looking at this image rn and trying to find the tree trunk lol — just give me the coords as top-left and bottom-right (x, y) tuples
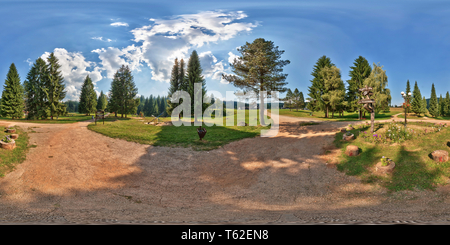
(260, 94), (265, 126)
(371, 111), (375, 133)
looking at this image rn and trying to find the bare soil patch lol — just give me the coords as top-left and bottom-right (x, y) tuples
(2, 116), (450, 224)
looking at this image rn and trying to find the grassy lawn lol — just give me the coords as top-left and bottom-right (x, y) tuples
(333, 121), (450, 191)
(397, 113), (450, 120)
(0, 126), (31, 177)
(88, 110), (273, 151)
(0, 113), (92, 124)
(274, 107), (403, 121)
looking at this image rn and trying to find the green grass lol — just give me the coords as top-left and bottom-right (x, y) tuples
(88, 110), (272, 151)
(274, 107), (403, 122)
(0, 126), (31, 177)
(397, 113), (450, 120)
(333, 121), (450, 192)
(0, 113), (92, 124)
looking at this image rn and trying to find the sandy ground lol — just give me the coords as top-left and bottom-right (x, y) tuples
(1, 113), (450, 224)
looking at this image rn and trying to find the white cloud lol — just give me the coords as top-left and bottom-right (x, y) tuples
(92, 37), (114, 42)
(125, 10), (258, 82)
(24, 58), (33, 66)
(199, 51), (227, 83)
(227, 51), (239, 65)
(111, 22), (129, 27)
(92, 44), (143, 79)
(40, 48), (103, 101)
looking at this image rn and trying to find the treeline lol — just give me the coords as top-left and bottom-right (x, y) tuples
(408, 80), (450, 118)
(136, 95), (168, 117)
(306, 55), (391, 119)
(0, 53), (66, 120)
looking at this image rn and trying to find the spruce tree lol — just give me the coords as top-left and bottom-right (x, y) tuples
(108, 65), (138, 118)
(421, 96), (428, 116)
(445, 92), (450, 117)
(439, 94), (445, 116)
(346, 56), (372, 118)
(24, 58), (48, 119)
(429, 83), (439, 117)
(186, 50), (207, 122)
(285, 88), (293, 110)
(411, 81), (422, 116)
(79, 75), (97, 115)
(0, 63), (24, 119)
(46, 52), (66, 119)
(307, 55), (334, 118)
(167, 58), (181, 116)
(405, 80), (411, 113)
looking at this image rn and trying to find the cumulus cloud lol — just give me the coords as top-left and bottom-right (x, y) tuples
(92, 44), (144, 79)
(227, 51), (239, 65)
(111, 22), (129, 27)
(40, 48), (103, 101)
(199, 51), (227, 82)
(124, 10), (257, 82)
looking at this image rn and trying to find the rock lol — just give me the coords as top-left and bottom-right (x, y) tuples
(431, 150), (448, 163)
(237, 121), (247, 126)
(10, 134), (18, 139)
(345, 145), (359, 156)
(6, 129), (15, 133)
(340, 128), (347, 133)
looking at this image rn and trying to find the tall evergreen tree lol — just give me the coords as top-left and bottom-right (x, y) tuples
(405, 80), (411, 113)
(0, 63), (24, 119)
(292, 88), (303, 111)
(421, 96), (428, 116)
(78, 75), (97, 115)
(284, 88), (293, 110)
(45, 52), (66, 119)
(179, 59), (187, 91)
(411, 81), (423, 116)
(444, 91), (450, 117)
(108, 65), (138, 118)
(96, 90), (108, 111)
(24, 58), (49, 119)
(222, 38), (290, 125)
(346, 56), (372, 119)
(167, 58), (181, 116)
(307, 55), (334, 118)
(186, 50), (207, 122)
(429, 83), (439, 117)
(439, 94), (445, 116)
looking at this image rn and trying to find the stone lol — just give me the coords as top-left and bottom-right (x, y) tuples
(237, 121), (247, 126)
(10, 134), (18, 139)
(6, 128), (15, 133)
(431, 150), (448, 163)
(340, 128), (347, 133)
(345, 145), (359, 156)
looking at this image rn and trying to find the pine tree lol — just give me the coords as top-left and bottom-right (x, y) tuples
(292, 88), (303, 111)
(346, 56), (372, 118)
(45, 52), (66, 119)
(78, 75), (97, 115)
(0, 63), (24, 119)
(307, 55), (334, 118)
(186, 50), (207, 122)
(429, 83), (439, 117)
(222, 38), (289, 125)
(411, 81), (423, 116)
(96, 90), (108, 111)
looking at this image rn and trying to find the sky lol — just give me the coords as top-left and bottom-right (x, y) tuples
(1, 0), (450, 106)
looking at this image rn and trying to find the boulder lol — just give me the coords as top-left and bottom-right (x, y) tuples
(10, 134), (18, 139)
(345, 145), (359, 156)
(343, 133), (354, 141)
(237, 121), (247, 126)
(431, 150), (448, 163)
(340, 128), (347, 133)
(0, 139), (16, 150)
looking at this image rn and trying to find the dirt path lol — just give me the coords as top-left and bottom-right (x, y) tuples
(2, 115), (450, 224)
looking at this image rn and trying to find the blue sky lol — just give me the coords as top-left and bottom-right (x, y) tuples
(1, 0), (450, 106)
